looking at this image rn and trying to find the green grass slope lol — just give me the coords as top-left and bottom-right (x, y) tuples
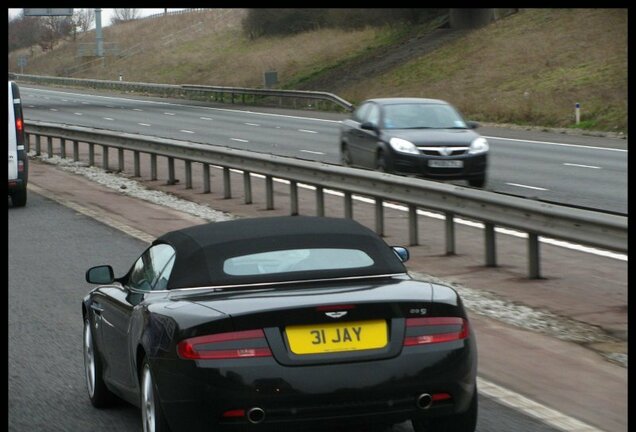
(8, 8), (626, 133)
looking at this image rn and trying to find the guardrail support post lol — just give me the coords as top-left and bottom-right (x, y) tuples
(202, 164), (211, 193)
(118, 149), (125, 172)
(73, 141), (79, 162)
(167, 158), (176, 185)
(375, 198), (384, 236)
(133, 151), (140, 177)
(344, 192), (353, 219)
(528, 233), (541, 279)
(47, 136), (53, 158)
(243, 171), (252, 204)
(485, 222), (497, 267)
(290, 181), (299, 215)
(223, 167), (231, 198)
(445, 212), (456, 255)
(185, 160), (192, 189)
(408, 204), (418, 246)
(60, 139), (66, 159)
(150, 154), (157, 180)
(88, 143), (94, 166)
(266, 175), (274, 210)
(102, 145), (109, 170)
(316, 186), (325, 216)
(35, 135), (41, 156)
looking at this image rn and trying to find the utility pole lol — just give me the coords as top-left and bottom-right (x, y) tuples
(95, 8), (104, 57)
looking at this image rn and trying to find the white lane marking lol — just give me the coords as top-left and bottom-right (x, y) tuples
(103, 117), (114, 121)
(180, 130), (195, 134)
(138, 123), (151, 127)
(164, 112), (176, 116)
(231, 138), (249, 143)
(484, 136), (628, 153)
(105, 105), (115, 108)
(300, 150), (325, 155)
(477, 378), (606, 432)
(49, 108), (58, 112)
(298, 129), (318, 134)
(133, 108), (143, 112)
(74, 112), (83, 116)
(563, 163), (602, 169)
(61, 99), (68, 102)
(82, 101), (90, 105)
(506, 183), (549, 191)
(200, 117), (213, 120)
(28, 105), (35, 108)
(245, 122), (260, 126)
(33, 183), (609, 432)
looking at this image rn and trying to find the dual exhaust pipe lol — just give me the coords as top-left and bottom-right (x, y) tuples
(247, 407), (266, 424)
(416, 393), (433, 410)
(245, 394), (433, 423)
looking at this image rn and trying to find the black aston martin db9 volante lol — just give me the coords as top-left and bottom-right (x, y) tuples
(82, 216), (477, 432)
(340, 98), (489, 187)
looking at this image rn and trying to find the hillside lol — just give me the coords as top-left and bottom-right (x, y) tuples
(8, 8), (627, 133)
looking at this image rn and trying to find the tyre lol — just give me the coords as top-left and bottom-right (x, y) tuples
(376, 152), (390, 173)
(341, 144), (353, 167)
(11, 189), (27, 207)
(412, 389), (477, 432)
(141, 358), (172, 432)
(83, 319), (115, 407)
(468, 175), (486, 188)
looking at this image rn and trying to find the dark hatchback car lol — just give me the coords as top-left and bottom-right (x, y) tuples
(340, 98), (489, 187)
(82, 216), (477, 432)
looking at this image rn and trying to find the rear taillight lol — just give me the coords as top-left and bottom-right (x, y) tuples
(404, 317), (469, 346)
(177, 329), (272, 360)
(18, 161), (24, 172)
(16, 117), (23, 133)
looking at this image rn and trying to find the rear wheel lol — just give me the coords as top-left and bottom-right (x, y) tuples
(341, 144), (353, 166)
(11, 189), (27, 207)
(141, 358), (171, 432)
(411, 389), (477, 432)
(83, 319), (115, 407)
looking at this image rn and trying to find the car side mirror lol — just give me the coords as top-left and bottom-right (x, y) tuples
(360, 121), (378, 133)
(86, 265), (115, 284)
(466, 121), (480, 129)
(392, 246), (409, 263)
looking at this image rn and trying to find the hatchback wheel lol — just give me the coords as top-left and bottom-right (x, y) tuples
(468, 175), (486, 188)
(83, 318), (114, 407)
(376, 152), (391, 173)
(141, 359), (171, 432)
(341, 144), (353, 166)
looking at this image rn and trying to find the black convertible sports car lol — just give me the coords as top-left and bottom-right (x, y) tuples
(82, 216), (477, 432)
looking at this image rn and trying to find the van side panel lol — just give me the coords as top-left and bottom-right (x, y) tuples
(8, 81), (18, 181)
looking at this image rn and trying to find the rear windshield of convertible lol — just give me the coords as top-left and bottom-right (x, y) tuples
(223, 248), (374, 276)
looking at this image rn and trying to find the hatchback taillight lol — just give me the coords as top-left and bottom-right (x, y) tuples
(403, 317), (469, 346)
(177, 329), (272, 360)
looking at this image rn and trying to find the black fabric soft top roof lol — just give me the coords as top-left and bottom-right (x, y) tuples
(153, 216), (406, 289)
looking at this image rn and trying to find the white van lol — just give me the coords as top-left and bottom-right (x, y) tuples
(8, 81), (28, 207)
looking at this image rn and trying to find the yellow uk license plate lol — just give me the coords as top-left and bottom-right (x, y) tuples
(286, 320), (388, 355)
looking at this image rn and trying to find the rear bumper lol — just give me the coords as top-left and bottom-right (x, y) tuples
(8, 178), (26, 192)
(152, 339), (477, 431)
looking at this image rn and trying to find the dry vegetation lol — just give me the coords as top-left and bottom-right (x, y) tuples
(8, 8), (627, 132)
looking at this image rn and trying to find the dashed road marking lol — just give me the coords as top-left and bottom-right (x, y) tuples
(180, 130), (195, 134)
(505, 182), (549, 191)
(563, 163), (601, 169)
(298, 129), (318, 134)
(231, 138), (249, 143)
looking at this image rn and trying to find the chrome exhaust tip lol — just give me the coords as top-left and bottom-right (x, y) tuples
(247, 407), (266, 424)
(416, 393), (433, 410)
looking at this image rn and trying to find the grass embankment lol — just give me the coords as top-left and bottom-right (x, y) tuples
(8, 8), (627, 133)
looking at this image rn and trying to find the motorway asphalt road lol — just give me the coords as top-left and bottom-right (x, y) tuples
(8, 155), (626, 432)
(20, 85), (628, 214)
